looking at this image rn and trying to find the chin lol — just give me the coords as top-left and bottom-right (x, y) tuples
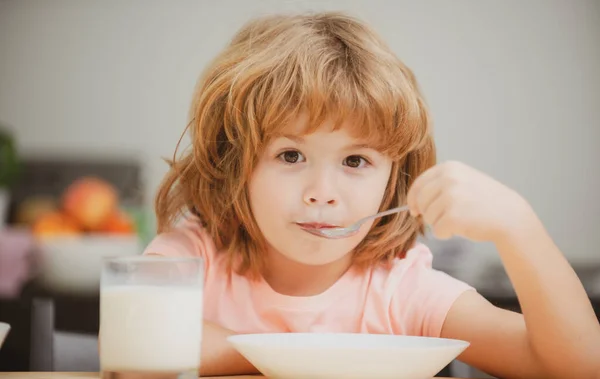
(282, 240), (357, 266)
(264, 227), (366, 265)
(284, 252), (349, 266)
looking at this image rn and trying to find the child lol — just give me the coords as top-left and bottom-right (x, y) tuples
(145, 11), (600, 378)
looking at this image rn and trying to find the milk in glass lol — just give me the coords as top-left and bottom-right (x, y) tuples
(99, 256), (204, 379)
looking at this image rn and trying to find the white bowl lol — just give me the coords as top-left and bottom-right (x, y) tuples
(0, 322), (10, 349)
(228, 333), (469, 379)
(35, 235), (142, 295)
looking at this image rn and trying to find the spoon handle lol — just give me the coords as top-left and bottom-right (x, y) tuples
(359, 205), (410, 223)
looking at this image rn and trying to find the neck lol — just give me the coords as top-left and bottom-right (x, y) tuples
(261, 248), (353, 297)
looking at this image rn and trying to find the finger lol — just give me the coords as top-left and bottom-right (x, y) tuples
(414, 178), (444, 217)
(407, 165), (443, 215)
(420, 191), (447, 227)
(431, 212), (455, 240)
(431, 203), (467, 240)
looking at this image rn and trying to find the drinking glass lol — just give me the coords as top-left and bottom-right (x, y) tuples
(99, 256), (204, 379)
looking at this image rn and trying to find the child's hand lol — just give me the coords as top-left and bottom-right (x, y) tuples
(407, 161), (536, 243)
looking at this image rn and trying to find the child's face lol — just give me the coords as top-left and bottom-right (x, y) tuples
(249, 116), (392, 267)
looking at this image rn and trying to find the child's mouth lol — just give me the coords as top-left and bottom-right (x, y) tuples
(296, 222), (339, 230)
(297, 222), (341, 238)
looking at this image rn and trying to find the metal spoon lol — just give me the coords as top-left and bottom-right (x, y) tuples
(306, 205), (411, 239)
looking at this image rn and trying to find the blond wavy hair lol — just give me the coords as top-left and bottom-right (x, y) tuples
(155, 11), (436, 277)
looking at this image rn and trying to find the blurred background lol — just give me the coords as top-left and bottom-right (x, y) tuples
(0, 0), (599, 377)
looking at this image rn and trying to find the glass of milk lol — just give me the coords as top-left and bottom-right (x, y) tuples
(99, 256), (204, 379)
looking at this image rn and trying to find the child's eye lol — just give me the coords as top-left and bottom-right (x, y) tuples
(344, 155), (369, 168)
(278, 150), (305, 164)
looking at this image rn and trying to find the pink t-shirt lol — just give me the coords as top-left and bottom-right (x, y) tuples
(143, 219), (474, 338)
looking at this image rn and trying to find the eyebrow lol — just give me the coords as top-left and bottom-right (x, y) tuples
(281, 134), (304, 143)
(280, 134), (375, 151)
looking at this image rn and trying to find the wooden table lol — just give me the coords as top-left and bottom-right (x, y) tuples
(0, 374), (464, 379)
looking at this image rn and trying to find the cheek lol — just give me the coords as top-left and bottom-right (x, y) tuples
(345, 173), (391, 216)
(249, 171), (270, 216)
(370, 165), (393, 207)
(249, 166), (295, 223)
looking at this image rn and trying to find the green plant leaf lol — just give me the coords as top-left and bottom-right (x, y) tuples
(0, 128), (21, 188)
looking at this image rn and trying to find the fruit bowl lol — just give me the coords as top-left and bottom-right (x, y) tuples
(34, 234), (142, 295)
(20, 175), (146, 295)
(228, 333), (469, 379)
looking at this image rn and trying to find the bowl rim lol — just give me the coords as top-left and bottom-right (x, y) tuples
(227, 332), (470, 351)
(37, 234), (141, 243)
(102, 256), (205, 264)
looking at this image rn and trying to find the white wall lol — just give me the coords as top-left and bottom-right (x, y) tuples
(1, 0), (599, 265)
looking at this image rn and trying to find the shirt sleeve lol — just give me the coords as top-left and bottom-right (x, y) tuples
(389, 243), (475, 338)
(142, 216), (216, 270)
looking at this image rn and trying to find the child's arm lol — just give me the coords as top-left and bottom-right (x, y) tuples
(408, 161), (600, 379)
(441, 224), (600, 378)
(199, 320), (260, 376)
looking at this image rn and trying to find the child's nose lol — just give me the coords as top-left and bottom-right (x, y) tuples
(303, 167), (340, 206)
(303, 179), (338, 206)
(305, 196), (336, 205)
